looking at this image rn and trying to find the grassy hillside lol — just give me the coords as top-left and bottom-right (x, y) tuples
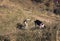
(0, 0), (60, 41)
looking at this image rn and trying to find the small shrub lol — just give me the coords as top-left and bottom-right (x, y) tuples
(53, 8), (60, 15)
(31, 0), (43, 3)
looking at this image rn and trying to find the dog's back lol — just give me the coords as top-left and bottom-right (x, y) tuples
(34, 20), (42, 26)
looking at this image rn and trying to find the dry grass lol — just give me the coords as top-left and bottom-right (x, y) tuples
(0, 0), (60, 41)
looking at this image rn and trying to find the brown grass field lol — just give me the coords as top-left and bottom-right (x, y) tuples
(0, 0), (60, 41)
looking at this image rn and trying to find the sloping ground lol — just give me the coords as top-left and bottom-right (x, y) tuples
(0, 0), (60, 41)
(0, 0), (59, 36)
